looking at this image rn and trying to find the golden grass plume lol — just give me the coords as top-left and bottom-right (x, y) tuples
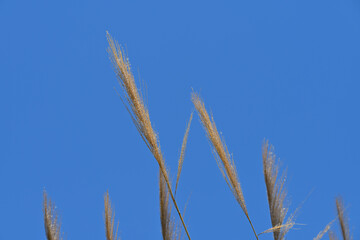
(106, 32), (190, 240)
(262, 140), (294, 240)
(43, 191), (63, 240)
(104, 191), (120, 240)
(191, 91), (258, 240)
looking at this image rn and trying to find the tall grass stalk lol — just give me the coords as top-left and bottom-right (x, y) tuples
(40, 33), (354, 240)
(106, 32), (191, 240)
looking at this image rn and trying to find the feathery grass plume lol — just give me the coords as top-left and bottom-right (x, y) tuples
(104, 192), (120, 240)
(191, 92), (258, 240)
(262, 140), (294, 240)
(336, 197), (352, 240)
(313, 219), (336, 240)
(106, 32), (190, 240)
(175, 112), (193, 194)
(43, 191), (62, 240)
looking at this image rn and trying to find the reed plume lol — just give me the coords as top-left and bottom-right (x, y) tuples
(175, 112), (193, 194)
(191, 92), (258, 240)
(104, 192), (120, 240)
(106, 32), (190, 240)
(262, 140), (294, 240)
(43, 191), (63, 240)
(336, 197), (352, 240)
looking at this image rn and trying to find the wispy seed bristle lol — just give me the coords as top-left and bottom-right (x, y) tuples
(313, 219), (336, 240)
(175, 112), (193, 194)
(43, 191), (63, 240)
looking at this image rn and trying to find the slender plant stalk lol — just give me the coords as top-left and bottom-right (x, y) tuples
(160, 170), (173, 240)
(43, 191), (63, 240)
(191, 92), (258, 240)
(262, 140), (294, 240)
(336, 197), (352, 240)
(175, 112), (193, 194)
(106, 32), (190, 240)
(160, 170), (181, 240)
(104, 191), (120, 240)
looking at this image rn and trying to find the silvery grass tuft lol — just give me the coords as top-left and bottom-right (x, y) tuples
(40, 32), (354, 240)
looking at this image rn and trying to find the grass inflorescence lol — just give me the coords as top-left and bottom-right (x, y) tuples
(41, 33), (354, 240)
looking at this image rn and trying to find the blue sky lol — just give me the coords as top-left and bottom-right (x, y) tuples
(1, 0), (360, 239)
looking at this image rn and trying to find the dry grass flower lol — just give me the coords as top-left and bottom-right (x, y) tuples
(106, 32), (190, 240)
(262, 140), (294, 240)
(43, 191), (63, 240)
(104, 192), (120, 240)
(191, 91), (258, 240)
(34, 31), (355, 240)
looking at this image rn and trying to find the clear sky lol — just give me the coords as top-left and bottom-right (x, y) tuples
(1, 0), (360, 239)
